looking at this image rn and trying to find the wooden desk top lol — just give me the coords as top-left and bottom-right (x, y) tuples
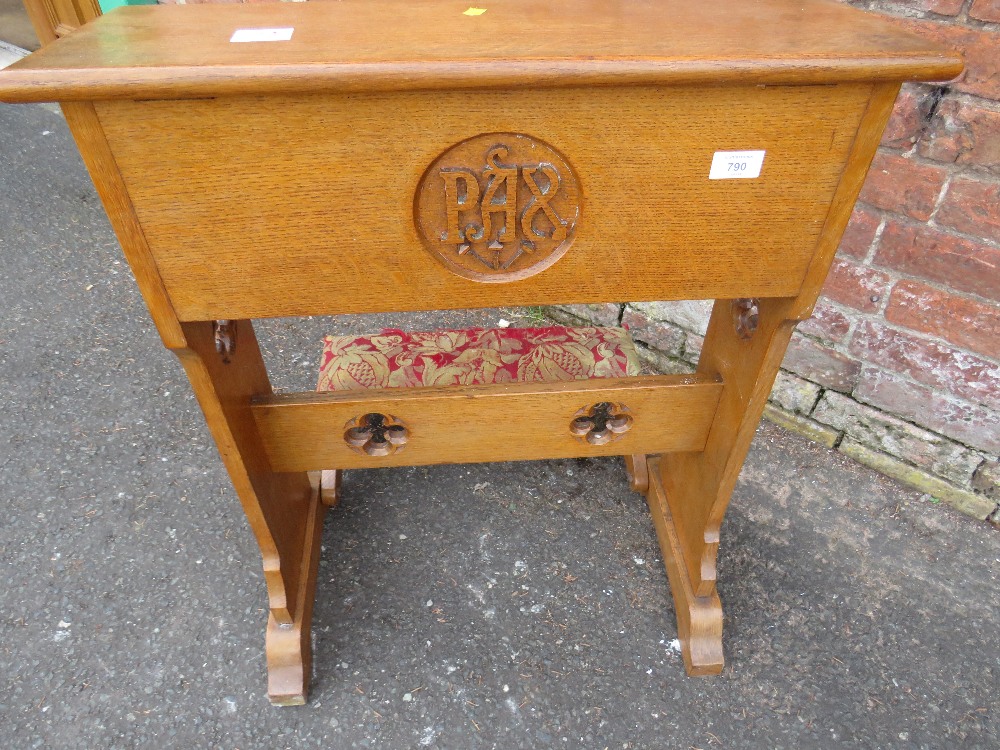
(0, 0), (961, 102)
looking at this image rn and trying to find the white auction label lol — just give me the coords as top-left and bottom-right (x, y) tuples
(230, 28), (295, 43)
(709, 150), (766, 180)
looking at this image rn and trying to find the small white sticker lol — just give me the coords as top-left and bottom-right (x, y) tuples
(709, 150), (766, 180)
(230, 28), (295, 43)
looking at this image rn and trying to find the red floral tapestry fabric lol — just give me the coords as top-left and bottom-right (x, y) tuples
(317, 326), (641, 391)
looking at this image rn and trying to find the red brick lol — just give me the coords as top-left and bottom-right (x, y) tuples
(849, 320), (1000, 408)
(970, 0), (1000, 23)
(875, 220), (1000, 300)
(855, 366), (1000, 454)
(881, 85), (935, 149)
(821, 258), (892, 312)
(919, 97), (1000, 173)
(885, 280), (1000, 359)
(782, 333), (862, 392)
(838, 206), (881, 260)
(858, 152), (947, 221)
(935, 177), (1000, 241)
(800, 300), (853, 343)
(886, 17), (1000, 100)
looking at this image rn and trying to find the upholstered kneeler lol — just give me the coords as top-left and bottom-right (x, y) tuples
(316, 325), (643, 456)
(317, 326), (642, 392)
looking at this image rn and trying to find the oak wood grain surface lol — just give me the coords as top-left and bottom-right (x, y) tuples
(0, 0), (962, 102)
(252, 374), (723, 472)
(96, 84), (868, 320)
(59, 101), (186, 348)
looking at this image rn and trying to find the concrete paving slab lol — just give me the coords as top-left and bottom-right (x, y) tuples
(1, 100), (998, 749)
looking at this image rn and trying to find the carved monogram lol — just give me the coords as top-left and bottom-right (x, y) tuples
(416, 133), (580, 282)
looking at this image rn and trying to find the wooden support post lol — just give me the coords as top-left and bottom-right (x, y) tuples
(646, 83), (903, 673)
(649, 297), (799, 673)
(624, 454), (649, 494)
(645, 458), (723, 675)
(267, 472), (326, 705)
(659, 297), (800, 601)
(170, 320), (321, 704)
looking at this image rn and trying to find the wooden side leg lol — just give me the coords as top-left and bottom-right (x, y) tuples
(645, 458), (723, 675)
(267, 472), (327, 705)
(649, 298), (801, 675)
(320, 469), (342, 508)
(169, 320), (322, 704)
(659, 298), (799, 600)
(624, 454), (649, 494)
(644, 85), (902, 675)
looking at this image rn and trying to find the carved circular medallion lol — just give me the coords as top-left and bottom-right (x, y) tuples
(415, 133), (581, 282)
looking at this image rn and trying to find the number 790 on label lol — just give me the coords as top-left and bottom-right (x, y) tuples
(709, 150), (766, 180)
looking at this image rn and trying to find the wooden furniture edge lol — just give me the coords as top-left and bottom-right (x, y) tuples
(58, 101), (186, 349)
(0, 55), (962, 103)
(791, 81), (904, 320)
(259, 373), (717, 406)
(21, 0), (102, 47)
(266, 471), (327, 706)
(645, 458), (724, 676)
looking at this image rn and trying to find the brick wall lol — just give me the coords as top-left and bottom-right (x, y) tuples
(556, 2), (1000, 523)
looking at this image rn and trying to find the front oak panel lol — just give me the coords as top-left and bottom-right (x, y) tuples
(97, 84), (871, 321)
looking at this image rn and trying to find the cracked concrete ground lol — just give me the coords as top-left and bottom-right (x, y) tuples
(1, 101), (998, 749)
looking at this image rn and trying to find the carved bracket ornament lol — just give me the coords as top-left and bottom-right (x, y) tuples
(415, 133), (581, 282)
(570, 402), (633, 445)
(344, 413), (409, 456)
(732, 298), (760, 340)
(213, 319), (236, 363)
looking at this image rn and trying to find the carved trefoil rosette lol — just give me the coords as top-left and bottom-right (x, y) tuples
(570, 402), (633, 445)
(415, 133), (581, 282)
(344, 413), (409, 456)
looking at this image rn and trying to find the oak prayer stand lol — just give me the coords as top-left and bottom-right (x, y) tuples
(0, 0), (961, 705)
